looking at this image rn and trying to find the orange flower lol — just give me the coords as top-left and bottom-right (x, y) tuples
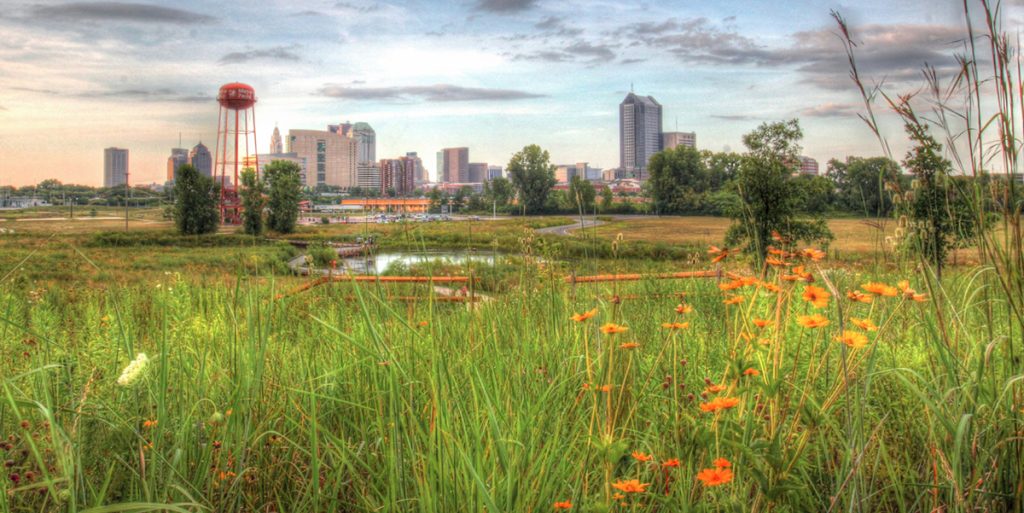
(661, 322), (689, 330)
(699, 396), (741, 413)
(796, 314), (830, 328)
(911, 293), (928, 302)
(675, 303), (693, 314)
(554, 501), (573, 510)
(765, 256), (787, 267)
(846, 290), (874, 303)
(723, 295), (745, 305)
(704, 384), (727, 393)
(718, 279), (743, 291)
(800, 248), (826, 261)
(712, 457), (732, 469)
(802, 285), (830, 308)
(142, 420), (158, 429)
(753, 318), (772, 328)
(835, 330), (869, 349)
(619, 342), (640, 350)
(611, 479), (650, 493)
(862, 282), (899, 297)
(571, 308), (598, 322)
(600, 323), (628, 335)
(708, 246), (737, 263)
(849, 317), (878, 331)
(897, 280), (911, 292)
(742, 368), (760, 377)
(612, 493), (625, 501)
(598, 384), (613, 393)
(761, 282), (781, 293)
(696, 468), (734, 487)
(662, 458), (680, 468)
(417, 320), (429, 327)
(632, 451), (653, 462)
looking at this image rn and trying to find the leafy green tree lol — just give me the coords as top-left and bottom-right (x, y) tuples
(726, 120), (833, 260)
(703, 151), (743, 190)
(567, 175), (596, 213)
(483, 177), (514, 208)
(600, 186), (614, 211)
(173, 164), (220, 235)
(265, 160), (302, 234)
(507, 144), (557, 214)
(902, 124), (955, 275)
(791, 174), (836, 214)
(827, 156), (901, 216)
(647, 145), (709, 214)
(240, 167), (265, 236)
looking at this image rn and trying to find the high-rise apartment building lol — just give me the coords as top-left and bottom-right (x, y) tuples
(357, 162), (381, 190)
(288, 129), (357, 188)
(620, 92), (663, 180)
(103, 147), (129, 188)
(405, 152), (426, 184)
(166, 148), (188, 183)
(438, 147), (469, 183)
(189, 142), (212, 178)
(269, 126), (283, 154)
(799, 156), (819, 175)
(381, 158), (416, 195)
(662, 132), (696, 151)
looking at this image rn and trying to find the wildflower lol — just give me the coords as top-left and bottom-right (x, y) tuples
(911, 293), (928, 302)
(598, 384), (613, 393)
(417, 321), (429, 327)
(600, 323), (628, 335)
(862, 282), (899, 297)
(142, 420), (158, 429)
(718, 279), (743, 291)
(696, 467), (734, 487)
(708, 246), (737, 263)
(612, 493), (626, 501)
(742, 368), (760, 377)
(704, 384), (727, 394)
(846, 290), (874, 303)
(765, 256), (787, 267)
(661, 322), (689, 330)
(571, 308), (598, 323)
(632, 451), (653, 462)
(553, 501), (573, 510)
(619, 342), (640, 350)
(802, 285), (830, 308)
(783, 266), (814, 282)
(835, 330), (869, 349)
(675, 303), (693, 314)
(662, 458), (680, 468)
(699, 396), (740, 413)
(611, 479), (650, 493)
(796, 314), (830, 328)
(723, 295), (745, 305)
(116, 353), (150, 387)
(712, 458), (732, 468)
(897, 280), (911, 292)
(849, 318), (878, 331)
(800, 248), (826, 261)
(753, 318), (772, 328)
(761, 282), (781, 293)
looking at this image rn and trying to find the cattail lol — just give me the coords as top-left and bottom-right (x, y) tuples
(116, 353), (150, 387)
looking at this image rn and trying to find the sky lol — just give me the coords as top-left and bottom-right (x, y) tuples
(0, 0), (1006, 186)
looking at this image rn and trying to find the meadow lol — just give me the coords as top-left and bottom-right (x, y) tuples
(0, 215), (1021, 512)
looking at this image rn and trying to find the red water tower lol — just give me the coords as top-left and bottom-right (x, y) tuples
(214, 82), (258, 224)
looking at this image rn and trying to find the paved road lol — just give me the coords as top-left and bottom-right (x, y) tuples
(535, 218), (608, 236)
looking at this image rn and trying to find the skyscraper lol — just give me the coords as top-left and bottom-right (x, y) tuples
(269, 126), (283, 154)
(166, 148), (188, 183)
(488, 165), (503, 180)
(405, 152), (425, 184)
(351, 122), (376, 164)
(662, 132), (696, 151)
(439, 147), (469, 183)
(189, 142), (212, 178)
(104, 147), (129, 188)
(288, 129), (357, 188)
(382, 157), (416, 195)
(619, 92), (663, 180)
(468, 163), (488, 183)
(357, 162), (381, 190)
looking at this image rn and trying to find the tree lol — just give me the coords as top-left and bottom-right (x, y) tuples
(827, 156), (901, 217)
(240, 167), (265, 236)
(726, 119), (833, 260)
(647, 145), (708, 214)
(567, 175), (596, 213)
(600, 186), (614, 211)
(507, 144), (557, 214)
(483, 177), (514, 208)
(265, 160), (302, 234)
(902, 124), (954, 275)
(173, 164), (220, 235)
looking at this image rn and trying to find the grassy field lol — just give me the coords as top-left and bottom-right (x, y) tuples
(1, 214), (1021, 512)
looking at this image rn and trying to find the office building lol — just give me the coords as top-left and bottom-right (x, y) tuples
(242, 153), (308, 184)
(103, 147), (129, 188)
(189, 142), (212, 178)
(288, 128), (357, 188)
(468, 162), (488, 183)
(269, 126), (283, 154)
(488, 165), (503, 180)
(381, 157), (416, 195)
(166, 148), (188, 183)
(555, 162), (592, 183)
(799, 156), (819, 175)
(620, 92), (663, 180)
(357, 162), (381, 190)
(352, 122), (376, 164)
(662, 131), (696, 151)
(405, 152), (426, 184)
(438, 147), (469, 183)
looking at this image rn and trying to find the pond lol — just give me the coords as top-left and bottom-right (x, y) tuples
(339, 250), (512, 275)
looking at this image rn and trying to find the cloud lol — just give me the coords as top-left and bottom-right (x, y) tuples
(30, 2), (216, 24)
(564, 41), (615, 60)
(319, 83), (546, 102)
(620, 58), (646, 65)
(801, 102), (861, 117)
(711, 114), (759, 121)
(474, 0), (537, 13)
(533, 15), (582, 36)
(84, 88), (210, 103)
(514, 40), (616, 63)
(219, 46), (302, 64)
(334, 1), (380, 13)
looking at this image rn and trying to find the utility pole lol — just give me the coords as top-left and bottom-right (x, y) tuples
(124, 170), (130, 232)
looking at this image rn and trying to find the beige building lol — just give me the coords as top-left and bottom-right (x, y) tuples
(287, 129), (357, 188)
(662, 131), (696, 151)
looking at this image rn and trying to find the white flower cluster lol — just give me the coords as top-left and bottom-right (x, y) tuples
(116, 353), (150, 386)
(0, 227), (14, 235)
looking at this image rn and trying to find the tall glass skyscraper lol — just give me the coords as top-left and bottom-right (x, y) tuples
(189, 142), (213, 178)
(619, 92), (662, 180)
(104, 147), (129, 188)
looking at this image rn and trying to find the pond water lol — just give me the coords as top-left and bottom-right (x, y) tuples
(339, 250), (510, 275)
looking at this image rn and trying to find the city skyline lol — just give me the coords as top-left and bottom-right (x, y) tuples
(0, 0), (994, 186)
